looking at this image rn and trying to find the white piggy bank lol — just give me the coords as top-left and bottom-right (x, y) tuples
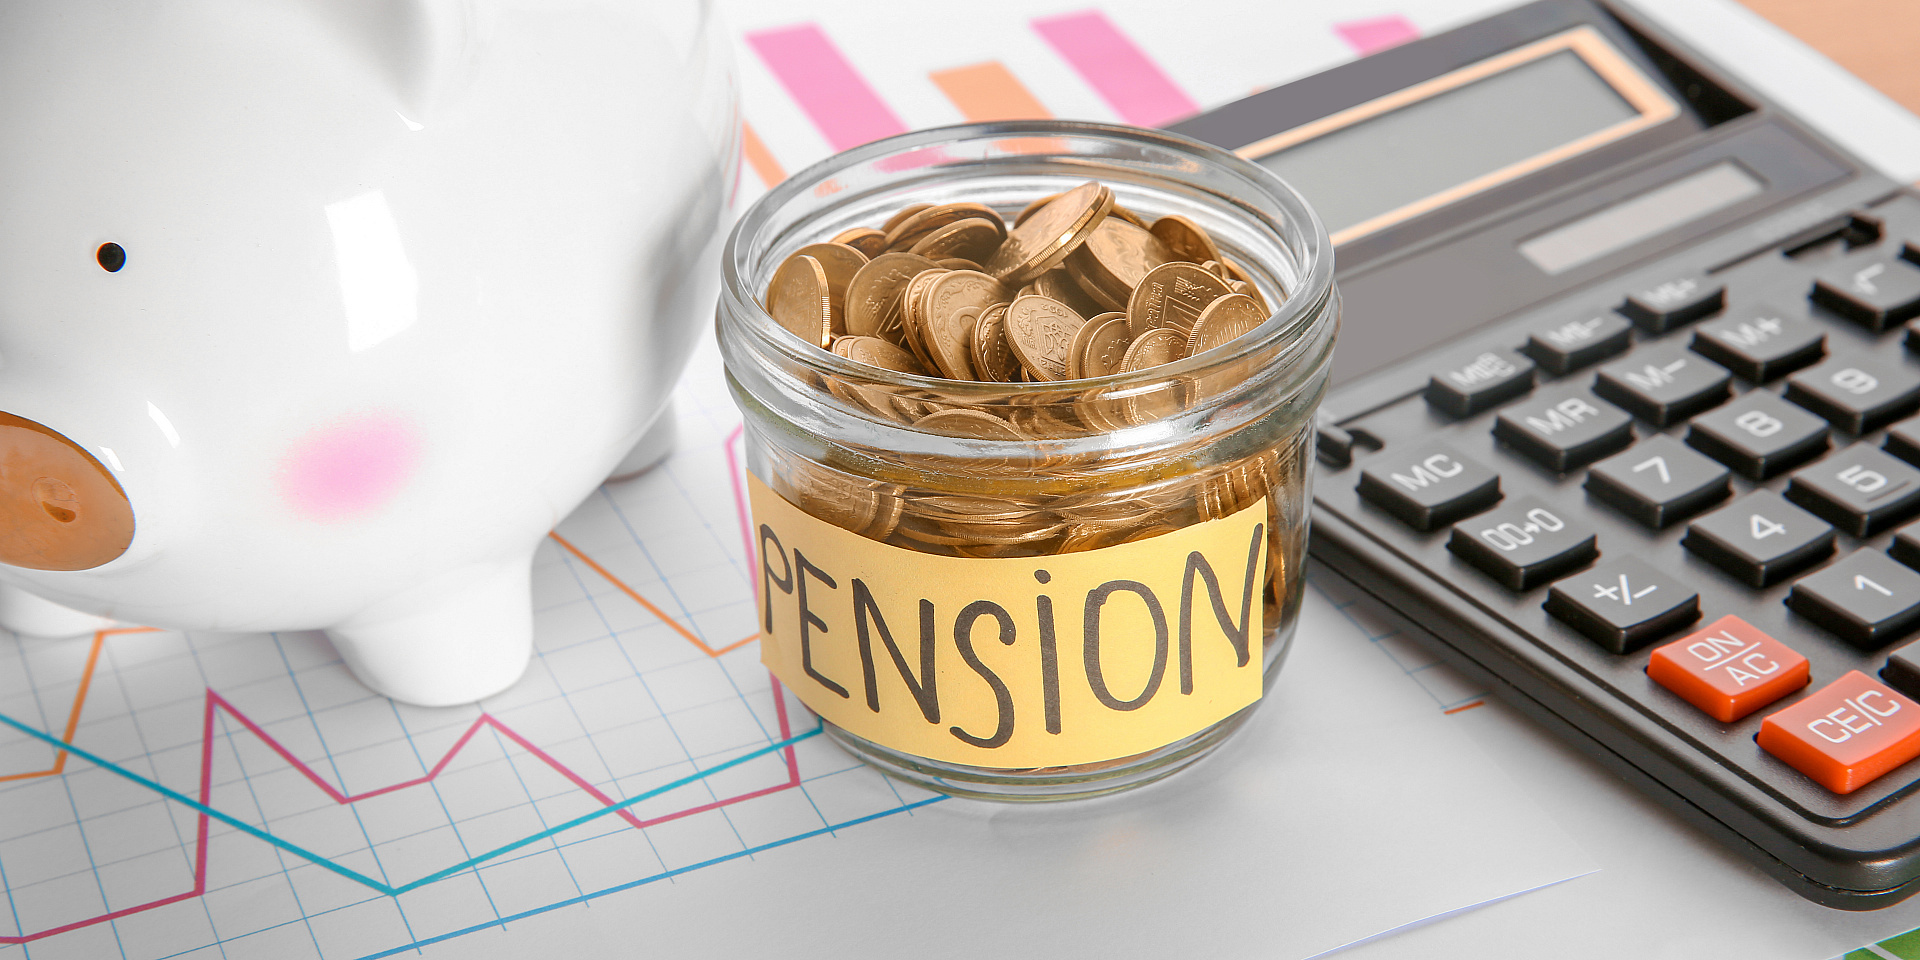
(0, 1), (736, 704)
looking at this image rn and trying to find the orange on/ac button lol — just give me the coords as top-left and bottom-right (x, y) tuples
(1759, 671), (1920, 794)
(1647, 615), (1810, 722)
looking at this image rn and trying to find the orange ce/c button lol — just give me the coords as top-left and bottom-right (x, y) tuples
(1647, 614), (1810, 722)
(1759, 671), (1920, 795)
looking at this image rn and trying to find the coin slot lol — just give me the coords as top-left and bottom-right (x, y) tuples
(96, 242), (126, 272)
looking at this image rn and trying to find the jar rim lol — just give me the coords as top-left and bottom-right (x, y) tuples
(720, 120), (1335, 398)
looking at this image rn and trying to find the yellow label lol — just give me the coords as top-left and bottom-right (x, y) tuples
(749, 474), (1269, 767)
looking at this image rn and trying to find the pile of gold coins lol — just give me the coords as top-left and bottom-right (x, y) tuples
(755, 178), (1302, 625)
(764, 180), (1275, 403)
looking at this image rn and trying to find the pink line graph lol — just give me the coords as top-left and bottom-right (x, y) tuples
(1333, 14), (1421, 56)
(746, 24), (908, 152)
(4, 680), (801, 944)
(1031, 11), (1199, 127)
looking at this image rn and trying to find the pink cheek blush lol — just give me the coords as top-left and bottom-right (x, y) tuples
(277, 416), (420, 521)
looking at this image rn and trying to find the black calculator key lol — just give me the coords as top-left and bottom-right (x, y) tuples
(1890, 519), (1920, 572)
(1448, 497), (1596, 590)
(1884, 414), (1920, 467)
(1593, 344), (1731, 426)
(1545, 556), (1701, 654)
(1787, 550), (1920, 648)
(1811, 253), (1920, 332)
(1584, 435), (1730, 528)
(1882, 635), (1920, 700)
(1685, 490), (1836, 588)
(1492, 389), (1633, 472)
(1426, 349), (1535, 417)
(1686, 391), (1830, 479)
(1621, 274), (1725, 332)
(1525, 313), (1633, 375)
(1356, 443), (1501, 531)
(1691, 307), (1825, 382)
(1785, 355), (1920, 433)
(1784, 444), (1920, 536)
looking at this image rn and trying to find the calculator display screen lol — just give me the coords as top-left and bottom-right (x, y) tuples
(1238, 27), (1680, 246)
(1254, 51), (1636, 239)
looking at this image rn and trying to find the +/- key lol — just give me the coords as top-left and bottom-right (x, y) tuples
(1545, 556), (1700, 653)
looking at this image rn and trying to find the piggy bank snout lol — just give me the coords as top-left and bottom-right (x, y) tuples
(0, 413), (133, 571)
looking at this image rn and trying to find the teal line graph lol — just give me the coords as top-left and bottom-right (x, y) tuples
(0, 708), (823, 898)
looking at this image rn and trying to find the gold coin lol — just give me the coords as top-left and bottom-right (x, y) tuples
(1003, 294), (1088, 382)
(898, 267), (950, 370)
(969, 302), (1023, 383)
(984, 181), (1113, 285)
(1125, 261), (1231, 337)
(938, 258), (985, 272)
(884, 202), (1003, 251)
(1068, 312), (1132, 379)
(1148, 214), (1220, 265)
(845, 253), (941, 346)
(764, 253), (832, 348)
(881, 203), (932, 233)
(1012, 193), (1061, 227)
(924, 270), (1012, 379)
(1226, 279), (1266, 312)
(908, 217), (1004, 262)
(835, 336), (928, 376)
(830, 227), (888, 258)
(924, 305), (981, 380)
(791, 242), (869, 338)
(1184, 292), (1266, 356)
(1197, 260), (1224, 277)
(1070, 218), (1171, 308)
(912, 408), (1025, 441)
(1110, 204), (1151, 230)
(1118, 327), (1188, 372)
(1219, 257), (1256, 285)
(1032, 266), (1108, 318)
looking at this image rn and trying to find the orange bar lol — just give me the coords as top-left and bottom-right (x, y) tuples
(930, 61), (1052, 121)
(741, 121), (785, 188)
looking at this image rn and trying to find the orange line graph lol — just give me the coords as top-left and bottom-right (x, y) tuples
(741, 121), (786, 188)
(548, 533), (757, 657)
(0, 626), (155, 783)
(1443, 699), (1487, 715)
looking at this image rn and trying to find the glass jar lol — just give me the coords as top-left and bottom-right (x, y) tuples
(719, 121), (1337, 801)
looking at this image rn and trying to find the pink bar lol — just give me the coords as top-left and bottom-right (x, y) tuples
(1334, 15), (1421, 56)
(1032, 11), (1199, 127)
(746, 23), (907, 152)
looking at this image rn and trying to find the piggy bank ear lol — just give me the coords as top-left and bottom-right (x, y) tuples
(307, 0), (471, 119)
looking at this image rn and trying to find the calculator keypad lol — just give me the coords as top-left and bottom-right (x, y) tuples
(1331, 193), (1920, 817)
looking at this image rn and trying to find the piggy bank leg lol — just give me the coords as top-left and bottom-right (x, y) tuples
(0, 583), (118, 638)
(606, 401), (678, 482)
(326, 556), (533, 706)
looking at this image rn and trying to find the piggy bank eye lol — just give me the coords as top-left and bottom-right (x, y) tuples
(96, 243), (125, 272)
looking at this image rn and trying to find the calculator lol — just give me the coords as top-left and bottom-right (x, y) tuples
(1171, 0), (1920, 908)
